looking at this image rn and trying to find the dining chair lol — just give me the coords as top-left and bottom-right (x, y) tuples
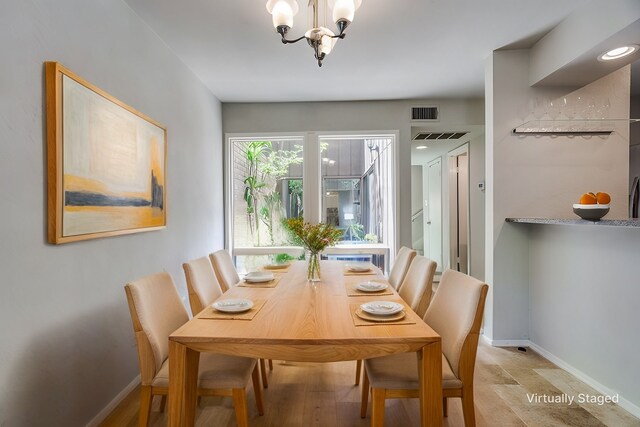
(209, 249), (241, 292)
(125, 272), (264, 427)
(183, 256), (223, 316)
(360, 269), (488, 427)
(184, 256), (272, 388)
(387, 246), (417, 290)
(355, 255), (436, 385)
(397, 255), (437, 318)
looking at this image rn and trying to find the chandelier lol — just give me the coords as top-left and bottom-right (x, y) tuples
(266, 0), (362, 67)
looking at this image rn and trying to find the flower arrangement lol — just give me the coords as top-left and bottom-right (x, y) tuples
(284, 217), (343, 281)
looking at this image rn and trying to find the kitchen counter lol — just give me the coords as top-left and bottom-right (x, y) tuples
(506, 217), (640, 227)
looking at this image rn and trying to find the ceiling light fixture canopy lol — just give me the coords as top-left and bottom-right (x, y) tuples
(598, 45), (639, 61)
(266, 0), (362, 67)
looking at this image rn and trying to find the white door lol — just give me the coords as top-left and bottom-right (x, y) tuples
(426, 158), (442, 271)
(448, 145), (470, 273)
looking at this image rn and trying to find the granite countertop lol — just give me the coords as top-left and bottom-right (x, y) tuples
(505, 218), (640, 227)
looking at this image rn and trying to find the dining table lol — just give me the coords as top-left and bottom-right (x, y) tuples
(168, 260), (443, 426)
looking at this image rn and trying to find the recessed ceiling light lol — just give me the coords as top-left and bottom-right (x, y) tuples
(598, 45), (638, 61)
(416, 145), (428, 150)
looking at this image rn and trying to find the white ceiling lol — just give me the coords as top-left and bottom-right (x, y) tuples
(124, 0), (590, 103)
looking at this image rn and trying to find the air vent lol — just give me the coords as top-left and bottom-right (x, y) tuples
(411, 106), (439, 121)
(413, 132), (468, 141)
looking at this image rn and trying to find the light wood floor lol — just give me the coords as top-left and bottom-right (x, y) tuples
(100, 341), (640, 427)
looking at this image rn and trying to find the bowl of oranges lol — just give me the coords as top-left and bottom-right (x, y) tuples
(573, 192), (610, 220)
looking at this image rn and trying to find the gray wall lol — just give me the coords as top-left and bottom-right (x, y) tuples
(0, 1), (223, 425)
(222, 99), (484, 251)
(485, 50), (630, 342)
(528, 224), (640, 412)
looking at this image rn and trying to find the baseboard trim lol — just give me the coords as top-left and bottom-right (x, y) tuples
(527, 342), (640, 419)
(86, 374), (140, 427)
(481, 335), (531, 347)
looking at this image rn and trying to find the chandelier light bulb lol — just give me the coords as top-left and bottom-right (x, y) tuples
(320, 27), (336, 55)
(332, 0), (355, 23)
(271, 0), (294, 29)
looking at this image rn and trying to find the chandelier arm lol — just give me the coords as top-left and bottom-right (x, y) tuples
(280, 35), (308, 44)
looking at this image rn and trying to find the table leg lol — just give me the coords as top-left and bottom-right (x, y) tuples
(418, 341), (443, 427)
(168, 340), (200, 427)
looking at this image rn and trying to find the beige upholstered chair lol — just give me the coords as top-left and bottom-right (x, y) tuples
(125, 272), (264, 427)
(387, 246), (417, 290)
(397, 255), (437, 318)
(354, 255), (436, 386)
(184, 256), (272, 388)
(360, 269), (488, 427)
(183, 256), (223, 316)
(209, 249), (240, 292)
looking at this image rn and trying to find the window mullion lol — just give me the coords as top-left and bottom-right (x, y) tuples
(302, 132), (321, 224)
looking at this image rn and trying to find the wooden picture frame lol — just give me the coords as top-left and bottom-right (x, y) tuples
(46, 62), (167, 244)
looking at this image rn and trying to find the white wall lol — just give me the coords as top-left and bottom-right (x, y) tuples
(222, 99), (484, 252)
(528, 224), (640, 414)
(485, 50), (630, 341)
(0, 1), (223, 425)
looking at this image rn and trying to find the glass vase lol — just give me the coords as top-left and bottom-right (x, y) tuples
(307, 251), (321, 282)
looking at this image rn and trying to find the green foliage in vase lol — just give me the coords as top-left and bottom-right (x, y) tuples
(284, 217), (343, 253)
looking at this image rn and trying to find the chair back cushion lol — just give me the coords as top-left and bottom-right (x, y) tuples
(209, 250), (240, 292)
(125, 272), (189, 380)
(424, 269), (488, 378)
(398, 256), (436, 316)
(183, 257), (223, 315)
(388, 246), (417, 290)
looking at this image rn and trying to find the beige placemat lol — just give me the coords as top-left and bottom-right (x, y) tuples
(346, 281), (394, 297)
(349, 303), (416, 326)
(261, 264), (292, 273)
(237, 275), (282, 288)
(198, 299), (266, 320)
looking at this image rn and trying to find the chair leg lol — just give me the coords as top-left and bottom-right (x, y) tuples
(251, 365), (265, 416)
(260, 359), (269, 388)
(370, 387), (386, 427)
(360, 369), (370, 418)
(232, 388), (250, 427)
(159, 395), (167, 413)
(268, 359), (274, 371)
(442, 396), (448, 417)
(138, 386), (153, 427)
(355, 360), (362, 385)
(461, 391), (476, 427)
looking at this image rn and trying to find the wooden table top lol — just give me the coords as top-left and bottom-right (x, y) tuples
(170, 261), (439, 348)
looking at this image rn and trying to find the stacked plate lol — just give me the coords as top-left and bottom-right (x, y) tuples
(355, 281), (388, 292)
(212, 298), (254, 313)
(243, 271), (275, 283)
(357, 301), (405, 322)
(346, 262), (372, 273)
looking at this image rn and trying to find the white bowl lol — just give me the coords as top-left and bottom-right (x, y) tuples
(356, 281), (388, 292)
(346, 262), (372, 272)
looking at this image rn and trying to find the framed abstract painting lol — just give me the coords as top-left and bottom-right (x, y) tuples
(45, 62), (167, 244)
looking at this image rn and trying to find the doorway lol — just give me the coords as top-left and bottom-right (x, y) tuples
(448, 145), (469, 273)
(425, 158), (442, 271)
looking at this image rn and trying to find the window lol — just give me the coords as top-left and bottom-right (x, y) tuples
(226, 133), (396, 273)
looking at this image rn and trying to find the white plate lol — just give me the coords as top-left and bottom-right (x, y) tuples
(244, 272), (275, 283)
(212, 298), (254, 313)
(356, 281), (388, 292)
(360, 301), (404, 316)
(346, 262), (372, 272)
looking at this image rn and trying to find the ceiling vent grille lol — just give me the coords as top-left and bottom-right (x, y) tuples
(411, 106), (439, 121)
(413, 132), (468, 141)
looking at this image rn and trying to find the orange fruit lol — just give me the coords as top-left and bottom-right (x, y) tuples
(579, 192), (597, 204)
(596, 192), (611, 204)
